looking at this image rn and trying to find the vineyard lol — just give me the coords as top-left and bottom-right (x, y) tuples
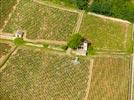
(0, 42), (12, 58)
(88, 56), (130, 100)
(3, 0), (78, 41)
(0, 0), (17, 29)
(0, 46), (91, 99)
(79, 14), (133, 51)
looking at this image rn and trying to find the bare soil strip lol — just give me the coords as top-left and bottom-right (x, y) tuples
(88, 12), (131, 24)
(24, 38), (67, 45)
(130, 24), (134, 100)
(88, 0), (94, 5)
(0, 46), (17, 73)
(84, 59), (94, 100)
(75, 11), (84, 33)
(33, 0), (80, 13)
(1, 0), (21, 32)
(130, 54), (134, 100)
(124, 24), (128, 49)
(0, 33), (15, 40)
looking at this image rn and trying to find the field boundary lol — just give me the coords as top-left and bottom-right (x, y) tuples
(84, 59), (94, 100)
(130, 54), (134, 100)
(75, 11), (84, 33)
(24, 38), (67, 45)
(130, 23), (134, 100)
(33, 0), (80, 14)
(1, 0), (21, 32)
(87, 12), (131, 24)
(0, 46), (17, 73)
(124, 24), (129, 49)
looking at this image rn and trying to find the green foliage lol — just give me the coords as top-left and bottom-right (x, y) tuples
(14, 38), (25, 46)
(43, 43), (49, 48)
(87, 46), (96, 55)
(127, 41), (133, 54)
(46, 0), (89, 11)
(76, 0), (89, 11)
(90, 0), (134, 22)
(68, 33), (83, 49)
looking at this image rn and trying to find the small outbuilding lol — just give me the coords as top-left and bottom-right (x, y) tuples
(76, 40), (89, 56)
(15, 30), (24, 38)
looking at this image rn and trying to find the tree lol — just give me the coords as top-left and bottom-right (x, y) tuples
(68, 33), (83, 49)
(76, 0), (89, 11)
(14, 38), (25, 46)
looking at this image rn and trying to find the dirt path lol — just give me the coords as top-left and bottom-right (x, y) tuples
(1, 0), (20, 32)
(130, 24), (134, 100)
(0, 33), (67, 45)
(88, 0), (94, 5)
(84, 59), (94, 100)
(0, 33), (15, 40)
(130, 53), (134, 100)
(88, 12), (130, 24)
(24, 38), (67, 45)
(33, 0), (80, 13)
(124, 24), (128, 49)
(75, 11), (84, 33)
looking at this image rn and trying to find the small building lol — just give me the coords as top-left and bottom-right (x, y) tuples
(15, 30), (24, 38)
(76, 40), (89, 56)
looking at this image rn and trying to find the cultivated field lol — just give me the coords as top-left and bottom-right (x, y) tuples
(0, 40), (15, 67)
(0, 42), (12, 58)
(3, 0), (78, 41)
(88, 56), (130, 100)
(0, 46), (91, 100)
(79, 14), (133, 52)
(0, 0), (17, 29)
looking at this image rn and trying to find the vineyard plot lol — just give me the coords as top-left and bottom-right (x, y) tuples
(79, 14), (133, 51)
(3, 0), (78, 41)
(0, 41), (15, 68)
(0, 0), (17, 29)
(88, 56), (130, 100)
(0, 47), (91, 100)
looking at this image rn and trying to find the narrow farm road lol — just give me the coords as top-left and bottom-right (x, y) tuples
(88, 12), (130, 24)
(131, 53), (134, 100)
(0, 33), (15, 40)
(88, 0), (94, 5)
(75, 11), (84, 33)
(84, 59), (94, 100)
(24, 38), (67, 45)
(130, 24), (134, 100)
(33, 0), (80, 13)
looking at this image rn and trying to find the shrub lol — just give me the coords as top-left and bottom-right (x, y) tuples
(76, 0), (89, 11)
(89, 0), (134, 22)
(68, 33), (83, 49)
(43, 43), (49, 48)
(14, 38), (25, 46)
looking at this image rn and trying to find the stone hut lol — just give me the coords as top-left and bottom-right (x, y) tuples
(15, 30), (24, 38)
